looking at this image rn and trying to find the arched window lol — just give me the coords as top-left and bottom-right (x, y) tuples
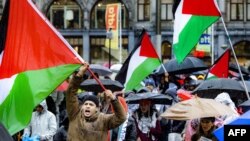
(161, 41), (172, 61)
(47, 0), (83, 29)
(233, 40), (250, 64)
(90, 0), (128, 29)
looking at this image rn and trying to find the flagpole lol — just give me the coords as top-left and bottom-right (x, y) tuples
(211, 24), (214, 64)
(220, 17), (250, 100)
(119, 3), (122, 63)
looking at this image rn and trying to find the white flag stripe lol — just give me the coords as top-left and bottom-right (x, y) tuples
(0, 75), (16, 104)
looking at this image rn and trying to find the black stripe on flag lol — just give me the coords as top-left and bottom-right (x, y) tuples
(0, 0), (10, 54)
(115, 29), (146, 85)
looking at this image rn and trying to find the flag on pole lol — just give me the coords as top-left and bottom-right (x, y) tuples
(173, 0), (221, 63)
(115, 30), (161, 91)
(206, 49), (230, 79)
(0, 0), (82, 135)
(105, 3), (120, 49)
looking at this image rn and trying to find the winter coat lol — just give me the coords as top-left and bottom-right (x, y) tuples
(66, 75), (126, 141)
(23, 100), (57, 141)
(53, 126), (68, 141)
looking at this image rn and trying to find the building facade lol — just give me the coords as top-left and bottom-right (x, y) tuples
(1, 0), (250, 66)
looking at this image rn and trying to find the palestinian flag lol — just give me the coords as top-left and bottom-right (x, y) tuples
(0, 0), (82, 135)
(115, 30), (161, 91)
(173, 0), (221, 63)
(206, 49), (230, 79)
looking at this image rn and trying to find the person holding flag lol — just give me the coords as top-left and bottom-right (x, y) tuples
(66, 62), (126, 141)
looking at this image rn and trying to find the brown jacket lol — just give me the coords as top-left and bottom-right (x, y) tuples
(66, 76), (126, 141)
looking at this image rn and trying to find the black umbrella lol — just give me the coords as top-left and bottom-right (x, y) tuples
(239, 99), (250, 113)
(126, 92), (173, 105)
(155, 57), (207, 75)
(229, 63), (249, 75)
(0, 123), (13, 141)
(80, 79), (124, 92)
(192, 78), (248, 100)
(85, 64), (112, 76)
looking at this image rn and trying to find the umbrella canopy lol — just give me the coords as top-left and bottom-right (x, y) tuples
(213, 110), (250, 141)
(126, 92), (173, 105)
(229, 63), (249, 75)
(155, 57), (207, 75)
(0, 123), (13, 141)
(161, 97), (236, 120)
(239, 99), (250, 107)
(85, 64), (112, 76)
(80, 79), (124, 92)
(192, 78), (248, 100)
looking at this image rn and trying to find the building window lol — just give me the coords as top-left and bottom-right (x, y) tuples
(47, 0), (82, 29)
(247, 0), (250, 20)
(90, 1), (128, 29)
(65, 36), (83, 56)
(161, 0), (173, 21)
(90, 37), (128, 64)
(161, 41), (172, 61)
(138, 0), (150, 21)
(230, 0), (244, 21)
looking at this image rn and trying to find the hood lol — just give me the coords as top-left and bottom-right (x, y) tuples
(215, 92), (236, 111)
(39, 100), (48, 111)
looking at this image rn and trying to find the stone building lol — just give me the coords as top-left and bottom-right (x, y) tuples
(0, 0), (250, 66)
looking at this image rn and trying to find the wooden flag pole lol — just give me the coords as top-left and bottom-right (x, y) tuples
(87, 68), (107, 91)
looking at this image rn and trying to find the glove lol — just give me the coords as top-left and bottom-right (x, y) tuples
(30, 135), (40, 141)
(22, 134), (29, 141)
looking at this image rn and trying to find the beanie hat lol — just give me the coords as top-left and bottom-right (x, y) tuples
(82, 95), (99, 107)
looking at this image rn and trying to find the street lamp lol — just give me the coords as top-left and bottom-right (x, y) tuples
(106, 28), (113, 68)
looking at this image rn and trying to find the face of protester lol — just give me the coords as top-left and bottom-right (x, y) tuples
(82, 101), (98, 118)
(36, 105), (43, 113)
(200, 119), (214, 133)
(139, 100), (151, 114)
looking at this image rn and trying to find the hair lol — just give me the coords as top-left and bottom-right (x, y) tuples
(136, 104), (158, 121)
(191, 117), (217, 141)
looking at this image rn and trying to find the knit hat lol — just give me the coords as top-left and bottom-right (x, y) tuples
(82, 95), (99, 107)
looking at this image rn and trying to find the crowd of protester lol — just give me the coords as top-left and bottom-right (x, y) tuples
(12, 62), (250, 141)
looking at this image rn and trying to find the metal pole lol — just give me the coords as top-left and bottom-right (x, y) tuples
(221, 17), (250, 100)
(109, 36), (111, 68)
(107, 28), (112, 68)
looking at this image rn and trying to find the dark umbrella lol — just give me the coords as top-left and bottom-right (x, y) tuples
(126, 92), (173, 105)
(229, 63), (249, 75)
(155, 57), (207, 75)
(192, 78), (248, 100)
(80, 79), (124, 92)
(0, 123), (13, 141)
(85, 64), (112, 76)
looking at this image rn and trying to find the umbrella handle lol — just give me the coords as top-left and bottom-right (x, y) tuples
(87, 67), (107, 91)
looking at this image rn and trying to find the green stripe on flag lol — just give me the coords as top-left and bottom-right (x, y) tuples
(125, 58), (160, 91)
(0, 64), (80, 135)
(174, 15), (219, 63)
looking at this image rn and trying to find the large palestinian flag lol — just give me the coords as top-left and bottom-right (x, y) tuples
(173, 0), (221, 63)
(115, 30), (161, 91)
(0, 0), (83, 135)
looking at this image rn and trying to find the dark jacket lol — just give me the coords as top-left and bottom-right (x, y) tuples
(111, 115), (137, 141)
(66, 75), (126, 141)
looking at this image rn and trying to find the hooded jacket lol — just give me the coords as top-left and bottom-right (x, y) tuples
(66, 75), (126, 141)
(23, 100), (57, 141)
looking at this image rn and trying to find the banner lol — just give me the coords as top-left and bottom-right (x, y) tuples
(196, 26), (212, 52)
(105, 3), (120, 49)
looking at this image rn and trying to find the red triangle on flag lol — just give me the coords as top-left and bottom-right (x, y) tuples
(139, 32), (159, 59)
(182, 0), (221, 16)
(0, 0), (82, 78)
(208, 49), (230, 78)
